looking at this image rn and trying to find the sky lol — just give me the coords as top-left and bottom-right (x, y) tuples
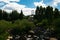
(0, 0), (60, 15)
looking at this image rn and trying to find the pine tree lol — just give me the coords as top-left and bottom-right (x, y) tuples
(10, 10), (19, 21)
(54, 8), (59, 18)
(0, 10), (3, 20)
(19, 10), (24, 20)
(3, 11), (8, 20)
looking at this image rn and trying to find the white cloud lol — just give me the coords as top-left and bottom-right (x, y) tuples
(52, 0), (60, 7)
(34, 0), (60, 10)
(9, 0), (20, 2)
(22, 8), (35, 16)
(1, 3), (35, 16)
(0, 0), (20, 3)
(0, 0), (35, 15)
(34, 0), (47, 8)
(0, 0), (10, 3)
(3, 9), (12, 13)
(1, 0), (60, 15)
(1, 2), (35, 15)
(2, 3), (26, 10)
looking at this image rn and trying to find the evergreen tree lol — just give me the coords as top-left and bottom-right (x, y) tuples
(10, 10), (19, 21)
(45, 6), (53, 19)
(39, 6), (45, 20)
(54, 8), (59, 18)
(45, 6), (53, 25)
(0, 10), (3, 20)
(2, 11), (8, 20)
(42, 8), (46, 19)
(34, 6), (40, 20)
(34, 6), (45, 22)
(19, 10), (24, 20)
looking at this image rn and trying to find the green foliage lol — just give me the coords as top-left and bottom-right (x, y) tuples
(53, 18), (60, 32)
(52, 18), (60, 37)
(0, 19), (35, 39)
(19, 10), (24, 20)
(54, 8), (59, 18)
(0, 10), (2, 20)
(3, 11), (8, 20)
(10, 10), (19, 20)
(34, 6), (60, 37)
(0, 32), (9, 40)
(36, 19), (48, 29)
(14, 19), (35, 31)
(0, 20), (12, 34)
(0, 6), (60, 39)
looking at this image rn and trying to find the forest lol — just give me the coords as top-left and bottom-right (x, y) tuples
(0, 6), (60, 40)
